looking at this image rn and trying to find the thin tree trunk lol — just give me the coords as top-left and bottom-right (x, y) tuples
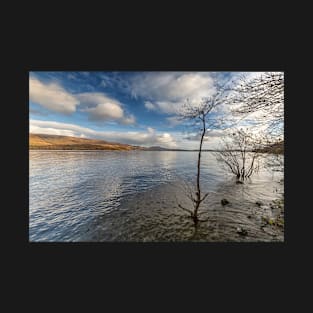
(194, 115), (206, 221)
(239, 137), (246, 181)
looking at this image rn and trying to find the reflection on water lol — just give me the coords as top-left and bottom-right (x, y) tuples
(29, 151), (284, 242)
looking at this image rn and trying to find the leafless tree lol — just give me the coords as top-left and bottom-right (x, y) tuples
(214, 129), (263, 182)
(229, 72), (284, 137)
(176, 83), (230, 225)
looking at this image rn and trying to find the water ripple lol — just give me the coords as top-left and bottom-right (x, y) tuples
(29, 151), (283, 242)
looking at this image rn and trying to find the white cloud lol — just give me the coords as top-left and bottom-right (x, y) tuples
(157, 133), (176, 147)
(207, 129), (225, 137)
(30, 120), (232, 149)
(30, 120), (177, 148)
(144, 101), (156, 111)
(83, 102), (123, 120)
(130, 72), (215, 101)
(170, 131), (222, 149)
(29, 77), (79, 114)
(120, 114), (136, 125)
(147, 127), (155, 134)
(30, 120), (92, 137)
(78, 93), (124, 121)
(151, 101), (180, 114)
(29, 78), (135, 125)
(78, 93), (135, 124)
(77, 92), (115, 107)
(129, 72), (216, 114)
(166, 116), (183, 127)
(184, 129), (224, 141)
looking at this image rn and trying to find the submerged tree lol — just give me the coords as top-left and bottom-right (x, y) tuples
(176, 84), (230, 225)
(214, 129), (262, 182)
(216, 72), (284, 179)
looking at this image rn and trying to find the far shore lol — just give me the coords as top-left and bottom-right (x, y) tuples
(29, 147), (283, 154)
(29, 134), (283, 154)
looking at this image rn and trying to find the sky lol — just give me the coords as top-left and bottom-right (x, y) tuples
(29, 71), (266, 149)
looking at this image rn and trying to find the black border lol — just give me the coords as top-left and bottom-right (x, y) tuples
(5, 4), (310, 309)
(9, 23), (304, 294)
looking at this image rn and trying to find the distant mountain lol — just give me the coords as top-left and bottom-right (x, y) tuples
(144, 146), (178, 151)
(31, 134), (283, 153)
(29, 134), (191, 151)
(144, 146), (194, 151)
(29, 134), (144, 151)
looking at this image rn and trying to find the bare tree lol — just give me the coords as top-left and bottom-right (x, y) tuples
(214, 129), (263, 182)
(176, 84), (230, 225)
(229, 72), (284, 137)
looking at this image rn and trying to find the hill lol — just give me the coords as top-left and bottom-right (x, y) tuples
(255, 140), (284, 154)
(29, 134), (144, 151)
(144, 146), (188, 151)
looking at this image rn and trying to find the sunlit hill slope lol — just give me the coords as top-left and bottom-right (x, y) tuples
(29, 134), (144, 150)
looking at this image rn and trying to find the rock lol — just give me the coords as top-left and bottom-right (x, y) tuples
(221, 199), (229, 206)
(256, 201), (263, 207)
(236, 227), (248, 236)
(268, 218), (276, 225)
(261, 216), (277, 226)
(247, 215), (252, 219)
(236, 180), (244, 184)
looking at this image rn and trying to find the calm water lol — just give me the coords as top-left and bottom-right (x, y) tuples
(29, 151), (284, 242)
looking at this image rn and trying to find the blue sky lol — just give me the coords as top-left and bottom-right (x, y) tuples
(29, 71), (262, 149)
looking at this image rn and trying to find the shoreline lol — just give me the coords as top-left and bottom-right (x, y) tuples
(29, 148), (284, 154)
(76, 179), (284, 242)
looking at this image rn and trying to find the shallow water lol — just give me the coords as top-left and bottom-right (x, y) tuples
(29, 151), (284, 242)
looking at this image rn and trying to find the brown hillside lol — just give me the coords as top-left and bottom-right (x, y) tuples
(29, 134), (144, 150)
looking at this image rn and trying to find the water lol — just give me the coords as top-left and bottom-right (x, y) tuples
(29, 151), (284, 242)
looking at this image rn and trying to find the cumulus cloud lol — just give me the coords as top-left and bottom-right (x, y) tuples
(29, 78), (135, 125)
(150, 101), (180, 114)
(78, 93), (135, 124)
(120, 114), (136, 125)
(30, 120), (177, 148)
(29, 77), (79, 114)
(130, 72), (216, 114)
(144, 101), (156, 111)
(130, 72), (215, 101)
(78, 93), (124, 121)
(83, 103), (123, 120)
(157, 133), (176, 147)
